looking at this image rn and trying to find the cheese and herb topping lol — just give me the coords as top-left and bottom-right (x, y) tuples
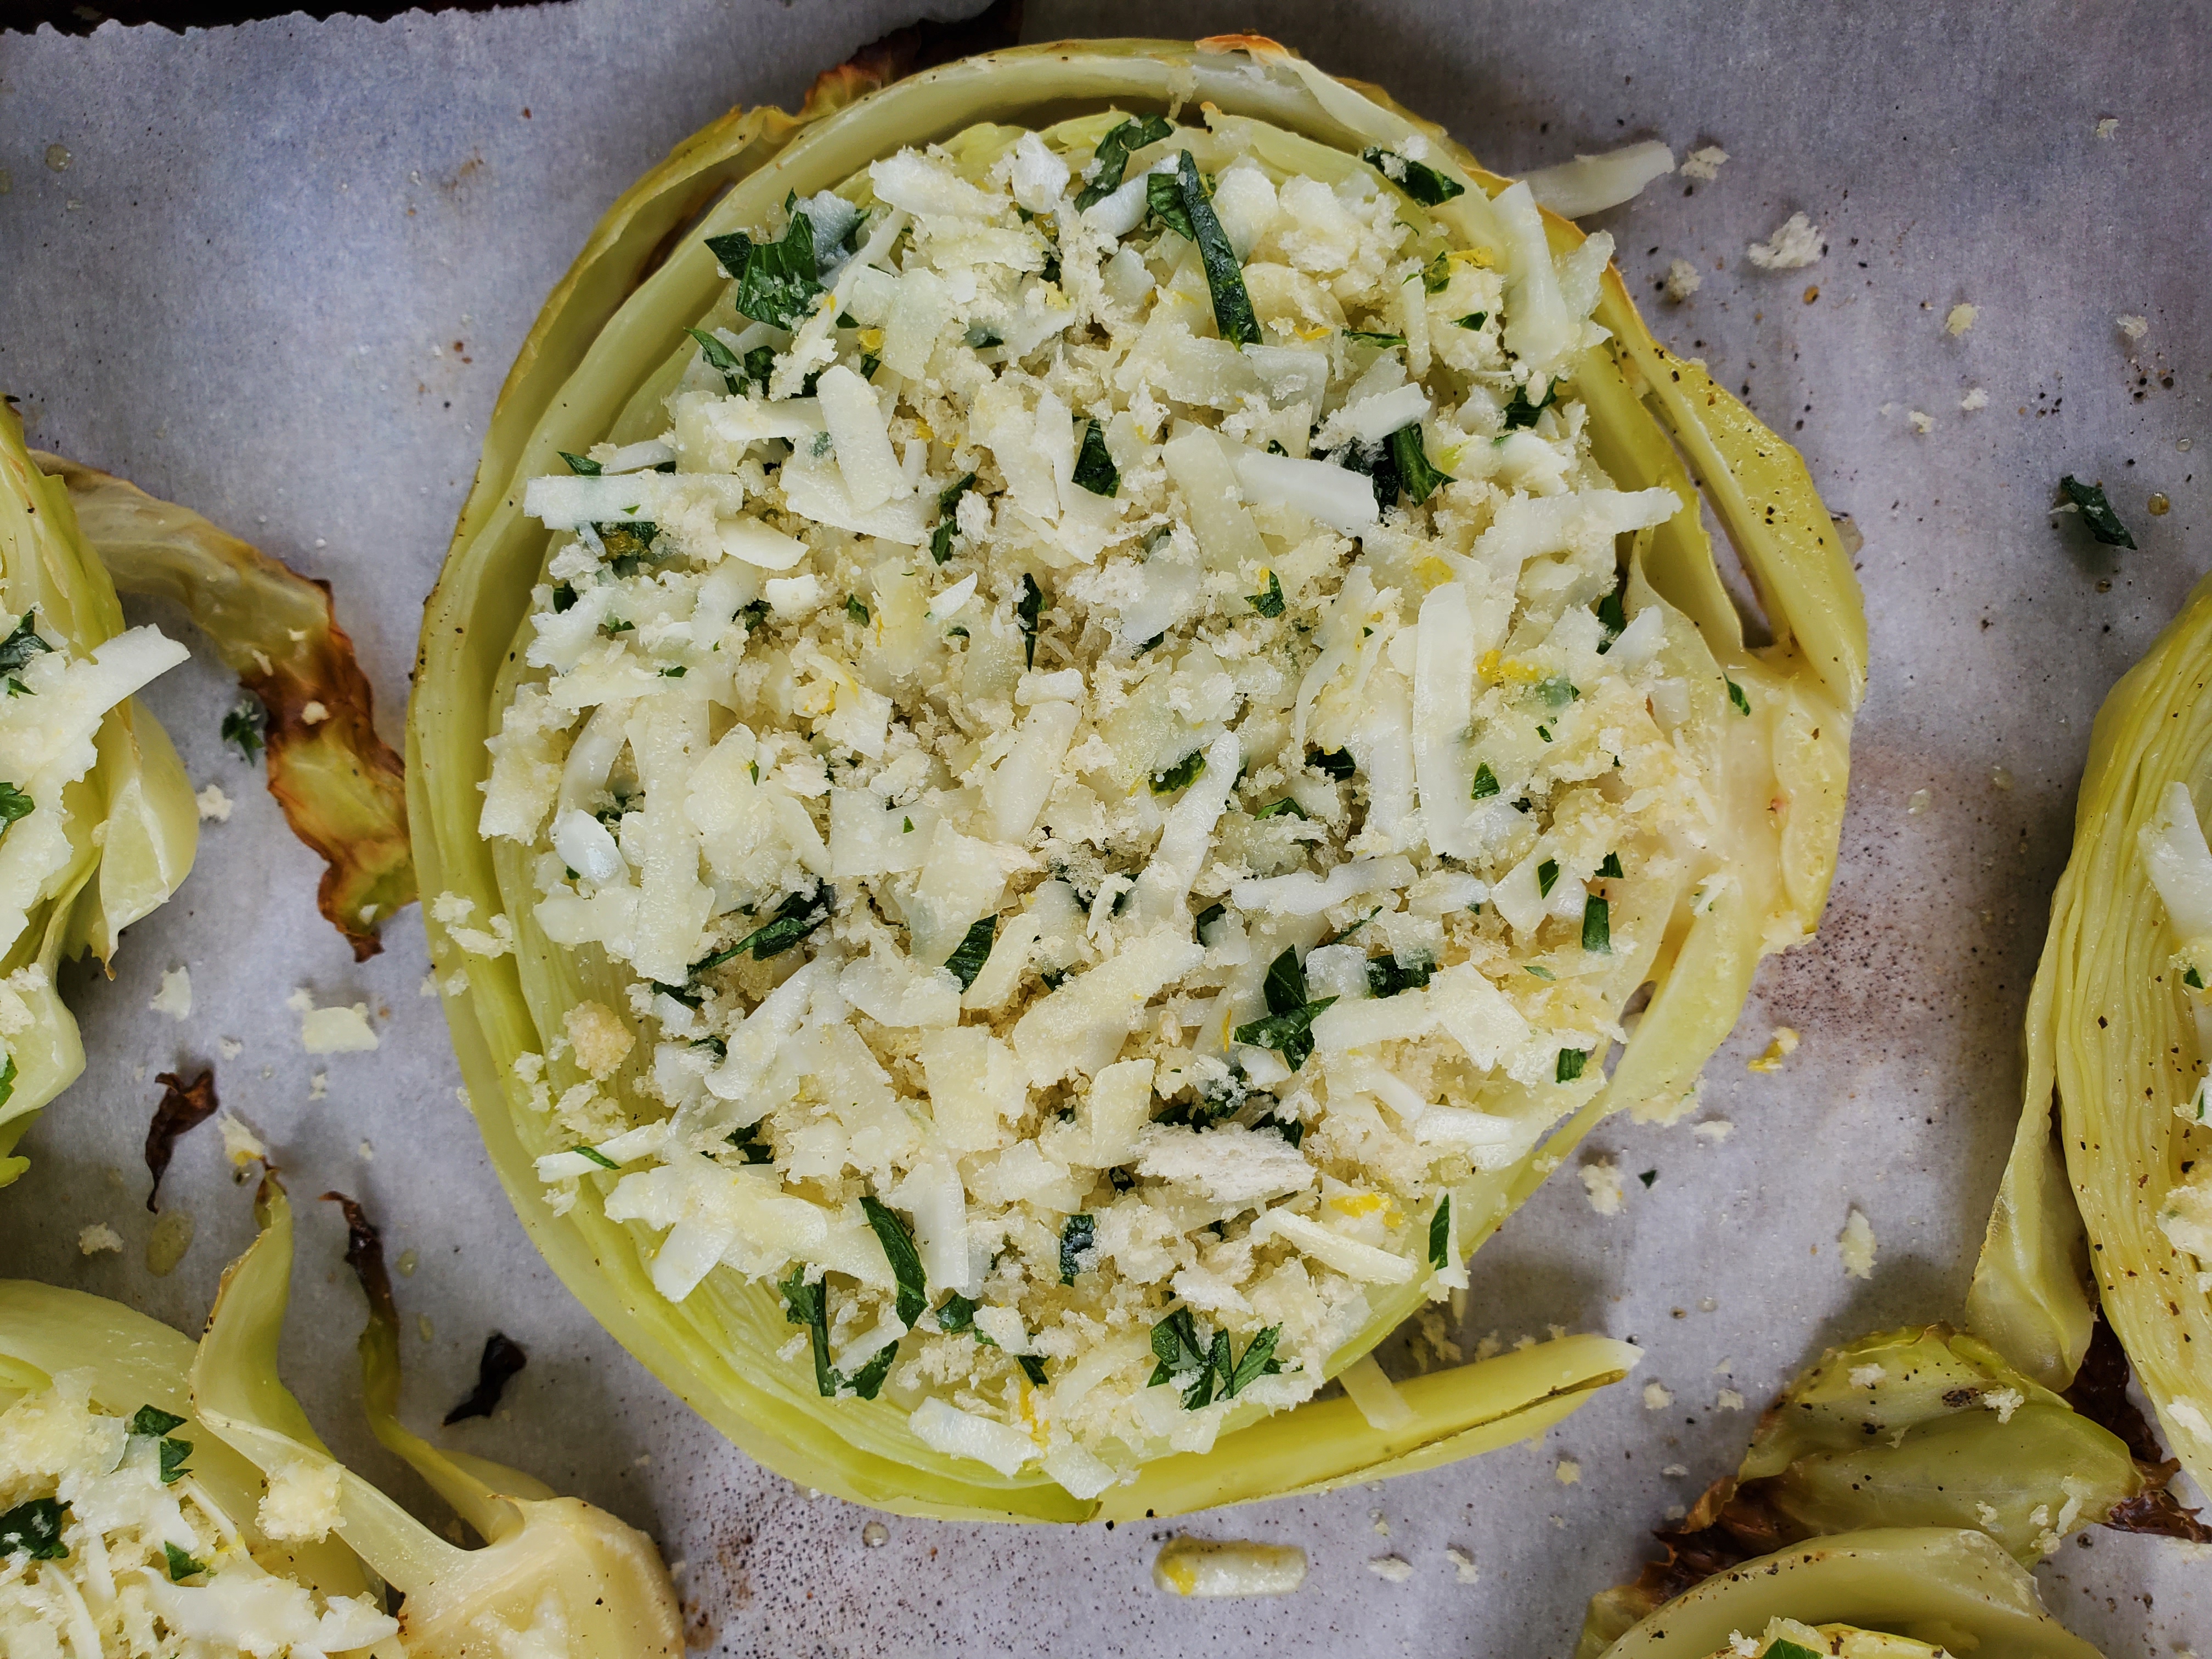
(0, 1374), (396, 1657)
(478, 105), (1807, 1482)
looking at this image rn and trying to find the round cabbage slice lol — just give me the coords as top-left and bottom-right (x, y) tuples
(413, 35), (1864, 1519)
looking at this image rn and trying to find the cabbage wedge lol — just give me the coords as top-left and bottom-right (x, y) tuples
(0, 1175), (681, 1657)
(0, 408), (197, 1190)
(411, 34), (1864, 1518)
(1969, 568), (2212, 1491)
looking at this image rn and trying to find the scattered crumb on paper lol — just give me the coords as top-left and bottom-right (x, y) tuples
(1581, 1158), (1625, 1216)
(1747, 211), (1823, 269)
(1841, 1207), (1877, 1279)
(150, 966), (192, 1022)
(195, 783), (233, 821)
(78, 1222), (122, 1255)
(287, 988), (379, 1053)
(1679, 145), (1729, 182)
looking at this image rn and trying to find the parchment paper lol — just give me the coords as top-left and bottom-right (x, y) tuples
(1, 2), (2206, 1653)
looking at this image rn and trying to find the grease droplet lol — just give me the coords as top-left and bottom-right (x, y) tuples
(861, 1521), (889, 1548)
(2148, 493), (2171, 517)
(44, 144), (71, 173)
(145, 1209), (195, 1276)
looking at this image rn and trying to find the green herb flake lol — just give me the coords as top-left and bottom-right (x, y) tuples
(1074, 112), (1173, 211)
(0, 1496), (69, 1561)
(0, 613), (53, 682)
(859, 1196), (928, 1327)
(845, 595), (870, 626)
(1367, 956), (1434, 997)
(1388, 422), (1452, 505)
(1017, 573), (1045, 669)
(1470, 762), (1500, 800)
(1419, 251), (1452, 293)
(1501, 379), (1558, 432)
(1071, 417), (1119, 496)
(1059, 1214), (1097, 1285)
(1234, 947), (1337, 1070)
(933, 1291), (979, 1334)
(1011, 1353), (1048, 1387)
(845, 1344), (899, 1401)
(777, 1263), (837, 1397)
(684, 326), (748, 396)
(1193, 902), (1227, 943)
(1224, 1325), (1283, 1397)
(162, 1541), (206, 1581)
(1536, 724), (1553, 743)
(558, 450), (602, 476)
(1175, 150), (1261, 348)
(221, 698), (267, 765)
(1254, 795), (1307, 820)
(1764, 1644), (1824, 1659)
(704, 210), (823, 334)
(129, 1405), (187, 1438)
(944, 915), (997, 991)
(1454, 311), (1488, 330)
(1638, 1169), (1658, 1189)
(1599, 851), (1624, 879)
(724, 1121), (772, 1164)
(1310, 747), (1356, 781)
(1537, 858), (1560, 898)
(1342, 328), (1407, 348)
(0, 782), (32, 830)
(658, 664), (686, 679)
(2058, 475), (2137, 549)
(157, 1436), (193, 1485)
(1151, 750), (1207, 794)
(1582, 894), (1612, 954)
(1427, 1196), (1451, 1272)
(1360, 146), (1465, 205)
(692, 882), (832, 972)
(1726, 677), (1752, 716)
(1556, 1047), (1589, 1083)
(1145, 168), (1196, 240)
(1248, 569), (1286, 617)
(1525, 964), (1556, 980)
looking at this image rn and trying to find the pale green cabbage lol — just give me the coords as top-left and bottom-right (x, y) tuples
(410, 33), (1865, 1519)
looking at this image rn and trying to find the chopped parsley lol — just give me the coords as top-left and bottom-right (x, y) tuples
(1342, 328), (1407, 348)
(1501, 378), (1558, 432)
(692, 882), (832, 972)
(0, 782), (32, 831)
(573, 1144), (619, 1170)
(1254, 795), (1307, 820)
(157, 1435), (193, 1486)
(1596, 579), (1628, 641)
(932, 471), (977, 563)
(221, 697), (267, 764)
(860, 1196), (928, 1327)
(777, 1264), (838, 1397)
(845, 595), (870, 626)
(725, 1120), (773, 1164)
(1393, 423), (1454, 506)
(1638, 1169), (1658, 1188)
(1310, 746), (1356, 781)
(1194, 902), (1227, 943)
(1017, 572), (1045, 668)
(1726, 677), (1752, 716)
(0, 613), (52, 692)
(128, 1405), (187, 1438)
(1428, 1196), (1451, 1272)
(933, 1291), (978, 1334)
(1360, 146), (1465, 205)
(1059, 1214), (1097, 1285)
(963, 321), (1004, 350)
(1150, 749), (1207, 794)
(1173, 150), (1261, 348)
(1147, 1309), (1283, 1408)
(1420, 251), (1452, 293)
(1071, 417), (1119, 496)
(2058, 475), (2137, 549)
(1454, 311), (1488, 330)
(1582, 894), (1611, 954)
(1367, 955), (1434, 997)
(1073, 112), (1173, 211)
(2188, 966), (2205, 990)
(684, 326), (749, 396)
(1599, 851), (1624, 879)
(162, 1541), (206, 1582)
(658, 663), (686, 678)
(0, 1496), (68, 1561)
(550, 581), (578, 612)
(944, 915), (997, 991)
(1556, 1047), (1589, 1083)
(1248, 570), (1287, 617)
(1538, 676), (1579, 707)
(1470, 762), (1500, 799)
(704, 210), (823, 334)
(1525, 964), (1556, 980)
(1764, 1644), (1823, 1659)
(1018, 1355), (1050, 1387)
(1537, 858), (1561, 898)
(1233, 947), (1336, 1071)
(1146, 168), (1196, 240)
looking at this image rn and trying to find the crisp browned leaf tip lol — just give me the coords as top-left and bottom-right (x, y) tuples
(145, 1068), (218, 1212)
(37, 453), (415, 961)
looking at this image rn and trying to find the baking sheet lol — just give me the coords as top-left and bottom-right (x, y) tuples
(1, 0), (2207, 1652)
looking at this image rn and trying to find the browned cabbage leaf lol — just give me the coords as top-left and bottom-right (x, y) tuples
(36, 453), (414, 959)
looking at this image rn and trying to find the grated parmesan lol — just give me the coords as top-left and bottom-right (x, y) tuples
(1746, 213), (1824, 271)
